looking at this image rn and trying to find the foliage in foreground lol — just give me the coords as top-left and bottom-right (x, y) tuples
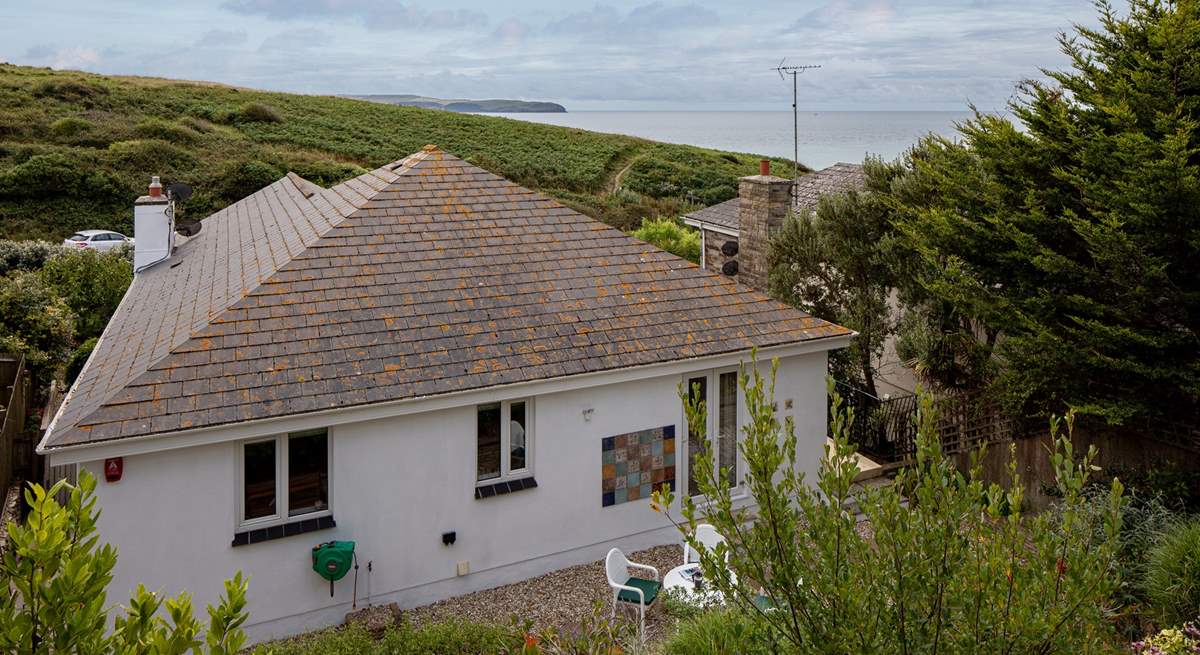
(652, 354), (1126, 654)
(1145, 519), (1200, 628)
(629, 217), (701, 264)
(0, 472), (250, 654)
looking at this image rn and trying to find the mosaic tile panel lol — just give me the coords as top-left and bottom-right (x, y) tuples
(602, 425), (676, 507)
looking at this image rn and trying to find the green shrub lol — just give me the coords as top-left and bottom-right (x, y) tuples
(107, 139), (194, 171)
(0, 239), (58, 275)
(0, 270), (75, 386)
(1145, 520), (1200, 627)
(0, 152), (125, 201)
(236, 102), (283, 124)
(48, 116), (93, 138)
(39, 247), (132, 340)
(213, 159), (282, 201)
(652, 361), (1125, 654)
(288, 159), (367, 187)
(0, 472), (251, 654)
(661, 609), (776, 655)
(630, 217), (701, 263)
(134, 117), (201, 144)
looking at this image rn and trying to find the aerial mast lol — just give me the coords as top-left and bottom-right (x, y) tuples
(773, 60), (821, 181)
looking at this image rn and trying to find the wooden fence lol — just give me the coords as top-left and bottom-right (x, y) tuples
(834, 382), (1021, 462)
(0, 353), (27, 495)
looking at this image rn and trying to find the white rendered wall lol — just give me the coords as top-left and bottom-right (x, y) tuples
(81, 351), (828, 643)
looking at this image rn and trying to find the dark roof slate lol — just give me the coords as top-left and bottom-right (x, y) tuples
(44, 147), (849, 449)
(683, 162), (866, 233)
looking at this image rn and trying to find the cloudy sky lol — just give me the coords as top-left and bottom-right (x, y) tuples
(1, 0), (1099, 111)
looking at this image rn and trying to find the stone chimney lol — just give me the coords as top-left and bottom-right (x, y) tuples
(133, 176), (174, 272)
(736, 160), (792, 292)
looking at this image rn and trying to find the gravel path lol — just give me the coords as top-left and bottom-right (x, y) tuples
(405, 543), (683, 642)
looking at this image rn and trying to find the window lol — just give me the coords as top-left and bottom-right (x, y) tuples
(683, 368), (740, 497)
(239, 428), (330, 528)
(477, 399), (532, 483)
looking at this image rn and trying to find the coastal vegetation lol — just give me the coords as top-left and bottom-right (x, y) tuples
(0, 63), (789, 241)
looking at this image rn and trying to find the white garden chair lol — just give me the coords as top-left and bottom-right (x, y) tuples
(683, 523), (728, 566)
(605, 547), (660, 637)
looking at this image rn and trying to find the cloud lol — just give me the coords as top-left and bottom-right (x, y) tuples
(20, 44), (102, 70)
(491, 18), (529, 48)
(196, 29), (248, 47)
(221, 0), (488, 32)
(258, 28), (330, 53)
(546, 2), (720, 39)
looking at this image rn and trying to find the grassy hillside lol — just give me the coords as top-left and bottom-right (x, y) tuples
(0, 64), (797, 241)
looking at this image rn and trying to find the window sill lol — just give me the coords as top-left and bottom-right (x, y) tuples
(231, 514), (336, 547)
(474, 476), (537, 499)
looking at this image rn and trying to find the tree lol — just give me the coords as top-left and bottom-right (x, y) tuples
(38, 248), (132, 341)
(652, 354), (1125, 654)
(0, 270), (75, 387)
(630, 217), (701, 264)
(0, 472), (251, 655)
(768, 159), (902, 396)
(892, 0), (1200, 422)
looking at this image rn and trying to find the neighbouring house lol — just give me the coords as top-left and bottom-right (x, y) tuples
(684, 161), (916, 398)
(37, 146), (851, 642)
(682, 161), (866, 289)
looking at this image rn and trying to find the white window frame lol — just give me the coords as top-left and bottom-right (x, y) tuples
(475, 398), (534, 485)
(235, 428), (333, 531)
(682, 366), (746, 500)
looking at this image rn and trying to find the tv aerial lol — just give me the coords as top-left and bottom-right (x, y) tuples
(772, 58), (821, 181)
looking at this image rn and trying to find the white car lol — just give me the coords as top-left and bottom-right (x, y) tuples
(62, 230), (134, 252)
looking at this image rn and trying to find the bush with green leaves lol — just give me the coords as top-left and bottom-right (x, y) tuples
(1132, 621), (1200, 655)
(629, 217), (701, 263)
(652, 353), (1126, 653)
(0, 239), (57, 275)
(65, 336), (98, 386)
(1145, 520), (1200, 628)
(38, 247), (132, 340)
(0, 472), (251, 654)
(0, 269), (75, 386)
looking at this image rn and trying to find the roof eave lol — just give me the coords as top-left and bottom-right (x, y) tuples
(40, 332), (852, 462)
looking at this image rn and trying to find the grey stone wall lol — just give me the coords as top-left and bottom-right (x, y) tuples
(736, 174), (792, 292)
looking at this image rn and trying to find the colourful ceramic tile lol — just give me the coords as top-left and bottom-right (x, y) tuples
(601, 425), (677, 507)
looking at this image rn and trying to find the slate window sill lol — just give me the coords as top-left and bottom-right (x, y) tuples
(231, 515), (336, 547)
(475, 476), (537, 499)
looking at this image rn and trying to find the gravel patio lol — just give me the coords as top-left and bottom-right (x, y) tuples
(345, 543), (684, 642)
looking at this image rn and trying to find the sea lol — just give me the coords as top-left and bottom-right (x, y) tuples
(488, 111), (976, 170)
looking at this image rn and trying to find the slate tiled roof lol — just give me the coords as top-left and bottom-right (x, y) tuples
(43, 147), (850, 450)
(682, 162), (866, 233)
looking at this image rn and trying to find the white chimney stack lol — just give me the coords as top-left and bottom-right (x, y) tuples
(133, 175), (174, 272)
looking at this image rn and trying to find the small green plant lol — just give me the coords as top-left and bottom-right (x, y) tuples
(630, 217), (700, 263)
(659, 608), (776, 655)
(1145, 520), (1200, 628)
(0, 471), (251, 654)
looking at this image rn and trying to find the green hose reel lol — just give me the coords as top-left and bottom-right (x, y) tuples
(312, 540), (357, 598)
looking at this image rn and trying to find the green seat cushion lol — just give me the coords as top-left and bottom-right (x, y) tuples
(616, 576), (660, 605)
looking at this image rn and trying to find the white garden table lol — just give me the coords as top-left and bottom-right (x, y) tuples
(662, 563), (737, 608)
